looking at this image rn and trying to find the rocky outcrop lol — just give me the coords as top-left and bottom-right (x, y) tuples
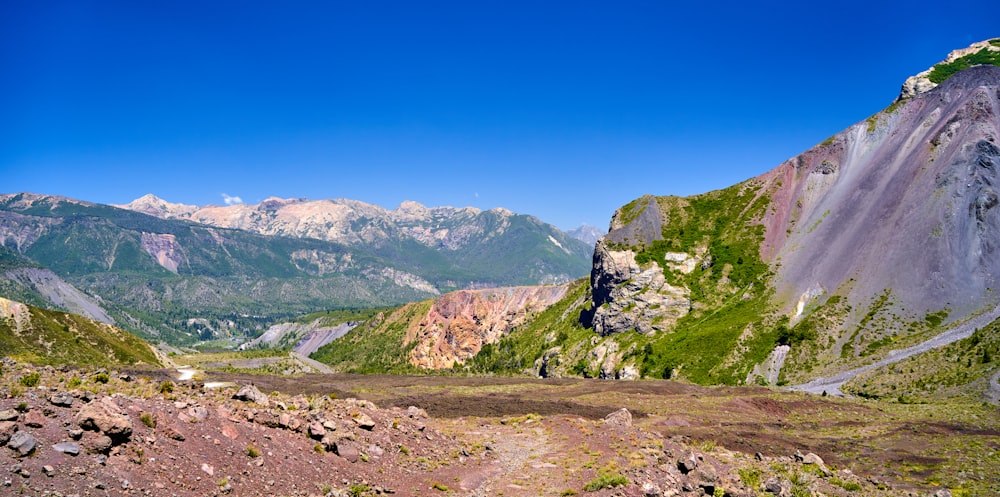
(589, 240), (691, 336)
(899, 39), (1000, 100)
(407, 285), (570, 369)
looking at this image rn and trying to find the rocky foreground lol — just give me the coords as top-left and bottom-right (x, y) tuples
(0, 360), (970, 496)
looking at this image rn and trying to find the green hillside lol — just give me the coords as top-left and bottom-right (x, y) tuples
(0, 298), (161, 367)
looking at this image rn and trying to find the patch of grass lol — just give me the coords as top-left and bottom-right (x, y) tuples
(738, 467), (762, 489)
(140, 413), (156, 429)
(928, 47), (1000, 84)
(583, 471), (628, 491)
(245, 445), (261, 458)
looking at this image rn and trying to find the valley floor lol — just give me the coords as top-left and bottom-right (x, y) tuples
(2, 363), (998, 496)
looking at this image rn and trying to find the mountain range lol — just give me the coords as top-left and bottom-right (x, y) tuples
(0, 193), (591, 345)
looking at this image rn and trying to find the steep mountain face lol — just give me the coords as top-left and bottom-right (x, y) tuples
(577, 59), (1000, 385)
(307, 284), (572, 373)
(118, 195), (592, 288)
(406, 284), (570, 369)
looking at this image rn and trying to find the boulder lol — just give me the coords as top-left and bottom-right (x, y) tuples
(308, 422), (326, 440)
(49, 393), (74, 407)
(353, 413), (375, 431)
(0, 421), (17, 446)
(52, 442), (81, 456)
(85, 434), (114, 454)
(333, 440), (360, 463)
(677, 453), (699, 474)
(7, 432), (36, 457)
(603, 407), (633, 427)
(233, 384), (269, 407)
(0, 409), (18, 422)
(76, 397), (133, 441)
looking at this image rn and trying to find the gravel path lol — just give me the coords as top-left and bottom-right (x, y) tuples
(790, 303), (1000, 395)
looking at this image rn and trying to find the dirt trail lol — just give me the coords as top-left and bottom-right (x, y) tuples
(791, 303), (1000, 395)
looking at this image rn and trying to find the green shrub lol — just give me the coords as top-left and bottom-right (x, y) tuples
(140, 413), (156, 428)
(583, 472), (628, 491)
(246, 445), (260, 458)
(158, 381), (174, 394)
(19, 372), (40, 387)
(93, 372), (110, 384)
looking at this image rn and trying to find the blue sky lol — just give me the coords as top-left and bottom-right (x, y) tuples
(2, 1), (997, 230)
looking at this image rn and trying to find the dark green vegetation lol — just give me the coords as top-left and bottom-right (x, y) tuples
(928, 42), (1000, 84)
(0, 300), (160, 366)
(0, 193), (590, 346)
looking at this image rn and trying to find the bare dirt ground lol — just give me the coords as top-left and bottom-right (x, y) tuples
(2, 364), (998, 496)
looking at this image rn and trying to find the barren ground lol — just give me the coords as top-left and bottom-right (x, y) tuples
(1, 365), (997, 496)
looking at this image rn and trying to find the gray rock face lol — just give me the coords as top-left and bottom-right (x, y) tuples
(768, 66), (1000, 327)
(589, 241), (690, 335)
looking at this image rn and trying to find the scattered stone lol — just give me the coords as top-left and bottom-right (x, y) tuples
(764, 477), (783, 494)
(7, 432), (36, 457)
(603, 407), (633, 427)
(677, 453), (699, 474)
(333, 440), (360, 463)
(85, 435), (113, 454)
(406, 406), (427, 419)
(353, 413), (375, 431)
(308, 422), (326, 440)
(49, 393), (74, 407)
(201, 463), (214, 476)
(68, 428), (84, 440)
(42, 465), (55, 477)
(233, 384), (269, 407)
(0, 410), (18, 422)
(642, 481), (663, 497)
(934, 490), (953, 497)
(0, 421), (17, 446)
(53, 442), (81, 456)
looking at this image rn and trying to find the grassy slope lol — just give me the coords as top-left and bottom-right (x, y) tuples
(463, 180), (786, 385)
(0, 301), (161, 367)
(309, 301), (431, 374)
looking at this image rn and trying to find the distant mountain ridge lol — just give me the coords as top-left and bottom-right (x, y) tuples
(0, 192), (591, 345)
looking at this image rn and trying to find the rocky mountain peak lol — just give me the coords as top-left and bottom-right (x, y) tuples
(116, 194), (197, 218)
(899, 38), (1000, 100)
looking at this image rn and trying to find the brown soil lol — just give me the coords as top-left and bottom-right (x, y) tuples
(1, 365), (996, 496)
